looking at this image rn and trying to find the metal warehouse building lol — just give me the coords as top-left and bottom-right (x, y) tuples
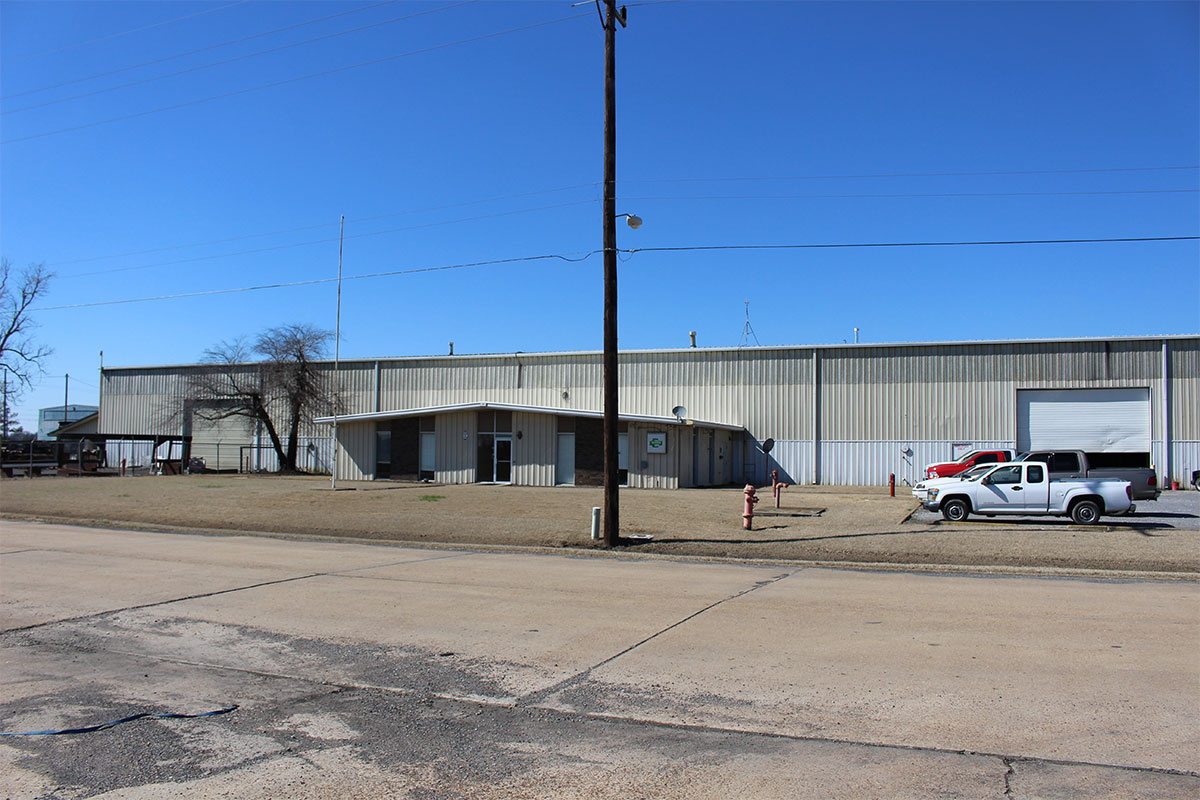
(98, 334), (1199, 489)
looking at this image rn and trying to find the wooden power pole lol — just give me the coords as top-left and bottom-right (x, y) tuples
(602, 1), (627, 548)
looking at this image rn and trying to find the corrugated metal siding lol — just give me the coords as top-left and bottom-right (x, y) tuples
(820, 341), (1166, 441)
(435, 411), (476, 485)
(100, 336), (1197, 485)
(100, 369), (185, 436)
(821, 439), (1015, 486)
(1171, 339), (1199, 440)
(337, 421), (374, 481)
(512, 412), (555, 487)
(1170, 441), (1200, 487)
(626, 423), (680, 489)
(190, 415), (254, 471)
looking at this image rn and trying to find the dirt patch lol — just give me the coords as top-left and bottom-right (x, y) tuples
(2, 475), (1197, 575)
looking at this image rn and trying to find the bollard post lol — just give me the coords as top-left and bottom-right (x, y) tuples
(591, 507), (601, 540)
(889, 473), (895, 497)
(121, 458), (127, 477)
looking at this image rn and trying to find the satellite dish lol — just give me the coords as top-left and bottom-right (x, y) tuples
(671, 405), (687, 421)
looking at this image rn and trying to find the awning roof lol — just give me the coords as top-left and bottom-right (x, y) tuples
(315, 402), (743, 431)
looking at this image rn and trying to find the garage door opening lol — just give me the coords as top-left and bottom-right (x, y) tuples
(1017, 388), (1151, 468)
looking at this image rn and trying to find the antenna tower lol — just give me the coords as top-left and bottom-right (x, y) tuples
(739, 300), (761, 347)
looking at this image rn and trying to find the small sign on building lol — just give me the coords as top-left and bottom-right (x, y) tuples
(951, 442), (973, 459)
(647, 431), (667, 454)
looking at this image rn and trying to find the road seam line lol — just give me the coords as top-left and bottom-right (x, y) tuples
(518, 570), (799, 706)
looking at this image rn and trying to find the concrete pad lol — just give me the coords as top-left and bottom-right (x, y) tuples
(84, 553), (787, 697)
(544, 568), (1200, 772)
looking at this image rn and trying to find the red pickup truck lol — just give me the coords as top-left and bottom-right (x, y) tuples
(924, 449), (1016, 479)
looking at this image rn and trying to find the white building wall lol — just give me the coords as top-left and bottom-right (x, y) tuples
(99, 336), (1199, 486)
(512, 412), (555, 487)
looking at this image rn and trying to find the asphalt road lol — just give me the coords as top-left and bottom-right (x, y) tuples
(1, 520), (1198, 799)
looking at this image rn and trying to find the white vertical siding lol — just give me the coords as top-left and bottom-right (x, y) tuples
(337, 421), (374, 481)
(513, 412), (555, 487)
(99, 336), (1197, 486)
(435, 411), (476, 485)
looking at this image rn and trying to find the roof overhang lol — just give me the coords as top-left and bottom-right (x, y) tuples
(315, 402), (744, 432)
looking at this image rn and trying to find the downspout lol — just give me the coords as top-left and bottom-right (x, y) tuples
(812, 349), (821, 485)
(1162, 339), (1171, 484)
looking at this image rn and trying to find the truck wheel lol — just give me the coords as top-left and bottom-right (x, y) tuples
(942, 499), (969, 522)
(1070, 500), (1101, 525)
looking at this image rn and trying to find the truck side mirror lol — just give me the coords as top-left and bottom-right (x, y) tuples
(980, 476), (991, 485)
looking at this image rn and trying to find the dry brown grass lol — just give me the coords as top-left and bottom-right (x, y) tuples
(2, 474), (1196, 575)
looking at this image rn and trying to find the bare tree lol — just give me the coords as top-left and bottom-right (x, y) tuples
(186, 323), (335, 473)
(1, 259), (53, 392)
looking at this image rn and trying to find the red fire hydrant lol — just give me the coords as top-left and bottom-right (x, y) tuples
(743, 484), (759, 530)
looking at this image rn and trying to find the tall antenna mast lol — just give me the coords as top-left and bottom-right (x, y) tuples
(739, 300), (761, 347)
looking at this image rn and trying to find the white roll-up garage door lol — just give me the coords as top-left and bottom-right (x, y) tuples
(1017, 388), (1150, 452)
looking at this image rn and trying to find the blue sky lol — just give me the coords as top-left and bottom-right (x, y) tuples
(2, 0), (1197, 427)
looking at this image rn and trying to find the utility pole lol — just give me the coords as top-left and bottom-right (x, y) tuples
(602, 1), (627, 548)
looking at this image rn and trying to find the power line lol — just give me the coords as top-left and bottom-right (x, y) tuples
(48, 182), (598, 267)
(3, 1), (479, 115)
(41, 164), (1197, 270)
(36, 235), (1198, 312)
(61, 200), (596, 279)
(1, 1), (251, 64)
(2, 10), (591, 144)
(621, 165), (1200, 183)
(2, 1), (403, 100)
(626, 236), (1199, 256)
(624, 190), (1198, 200)
(38, 252), (601, 311)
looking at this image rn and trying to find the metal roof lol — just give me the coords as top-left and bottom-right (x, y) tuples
(315, 402), (744, 431)
(101, 333), (1198, 372)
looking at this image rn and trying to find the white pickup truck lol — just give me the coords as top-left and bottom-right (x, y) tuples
(921, 462), (1133, 524)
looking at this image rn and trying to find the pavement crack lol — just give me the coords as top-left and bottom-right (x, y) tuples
(1002, 757), (1016, 796)
(0, 572), (325, 634)
(517, 570), (798, 706)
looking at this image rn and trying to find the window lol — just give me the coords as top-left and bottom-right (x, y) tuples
(976, 452), (1000, 464)
(1050, 452), (1081, 472)
(988, 465), (1022, 484)
(1026, 464), (1044, 483)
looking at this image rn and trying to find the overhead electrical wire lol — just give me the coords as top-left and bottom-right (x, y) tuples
(1, 1), (250, 63)
(623, 190), (1197, 200)
(36, 235), (1198, 312)
(1, 1), (403, 100)
(2, 10), (592, 144)
(620, 165), (1200, 183)
(62, 200), (597, 279)
(3, 0), (480, 115)
(42, 164), (1196, 271)
(48, 182), (599, 267)
(624, 236), (1198, 256)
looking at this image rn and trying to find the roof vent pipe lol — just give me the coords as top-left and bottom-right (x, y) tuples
(689, 331), (697, 348)
(449, 342), (454, 355)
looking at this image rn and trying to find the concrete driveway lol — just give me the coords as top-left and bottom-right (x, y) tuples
(2, 520), (1198, 798)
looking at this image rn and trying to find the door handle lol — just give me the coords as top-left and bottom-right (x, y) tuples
(1012, 486), (1022, 491)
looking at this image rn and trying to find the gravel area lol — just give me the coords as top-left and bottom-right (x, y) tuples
(2, 474), (1197, 575)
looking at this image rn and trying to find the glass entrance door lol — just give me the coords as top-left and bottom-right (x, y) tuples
(495, 436), (512, 483)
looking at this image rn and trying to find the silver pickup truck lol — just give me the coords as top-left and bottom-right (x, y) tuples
(922, 462), (1133, 524)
